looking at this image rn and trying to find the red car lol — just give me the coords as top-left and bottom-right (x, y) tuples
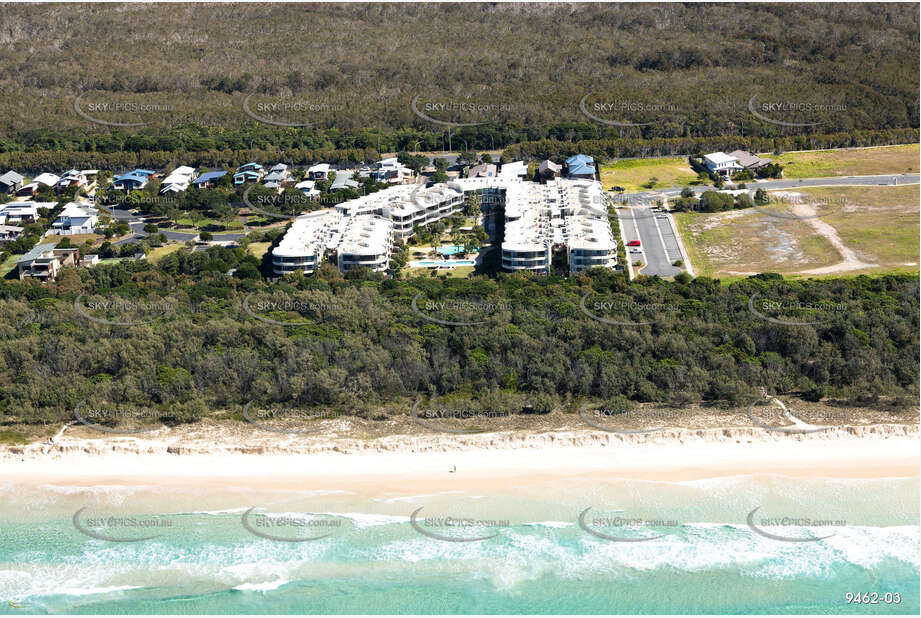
(627, 240), (641, 247)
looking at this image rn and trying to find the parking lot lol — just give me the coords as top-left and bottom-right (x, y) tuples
(618, 207), (685, 277)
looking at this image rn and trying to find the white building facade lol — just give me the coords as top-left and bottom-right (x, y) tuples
(270, 177), (617, 276)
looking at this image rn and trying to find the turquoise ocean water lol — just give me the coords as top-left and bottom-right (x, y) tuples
(0, 475), (917, 614)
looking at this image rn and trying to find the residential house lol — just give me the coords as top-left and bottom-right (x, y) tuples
(566, 154), (596, 180)
(111, 170), (153, 192)
(0, 202), (53, 225)
(17, 243), (79, 281)
(159, 166), (197, 194)
(538, 160), (562, 180)
(330, 171), (361, 191)
(0, 171), (24, 194)
(294, 179), (320, 198)
(56, 169), (99, 193)
(80, 254), (101, 267)
(0, 225), (24, 242)
(703, 152), (743, 178)
(191, 170), (227, 189)
(263, 164), (290, 190)
(371, 157), (413, 184)
(499, 160), (528, 180)
(50, 202), (99, 235)
(727, 150), (773, 171)
(307, 163), (331, 181)
(468, 163), (497, 178)
(233, 162), (265, 185)
(16, 172), (61, 197)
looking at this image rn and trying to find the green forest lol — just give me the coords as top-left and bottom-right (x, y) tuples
(0, 255), (916, 431)
(0, 3), (917, 169)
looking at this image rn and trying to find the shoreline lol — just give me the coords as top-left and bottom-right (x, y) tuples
(3, 424), (917, 489)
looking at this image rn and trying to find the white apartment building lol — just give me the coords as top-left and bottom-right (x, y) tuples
(385, 184), (464, 239)
(337, 215), (393, 273)
(271, 209), (344, 275)
(270, 177), (616, 276)
(332, 183), (464, 240)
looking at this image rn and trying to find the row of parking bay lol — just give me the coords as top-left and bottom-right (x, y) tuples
(617, 205), (685, 278)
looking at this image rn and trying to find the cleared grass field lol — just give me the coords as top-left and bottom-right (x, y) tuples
(0, 253), (23, 277)
(763, 144), (919, 179)
(600, 157), (699, 192)
(795, 185), (919, 271)
(676, 184), (919, 277)
(405, 265), (475, 279)
(247, 242), (271, 260)
(675, 210), (840, 277)
(147, 243), (186, 264)
(43, 233), (103, 245)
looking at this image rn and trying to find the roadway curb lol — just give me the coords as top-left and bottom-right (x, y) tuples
(614, 207), (635, 281)
(666, 212), (694, 277)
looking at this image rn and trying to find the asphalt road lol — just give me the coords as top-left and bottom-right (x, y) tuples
(619, 207), (683, 278)
(613, 172), (920, 277)
(107, 206), (246, 245)
(617, 173), (920, 205)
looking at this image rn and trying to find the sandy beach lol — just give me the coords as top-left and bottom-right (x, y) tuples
(3, 424), (917, 493)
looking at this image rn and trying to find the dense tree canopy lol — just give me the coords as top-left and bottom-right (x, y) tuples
(0, 262), (916, 428)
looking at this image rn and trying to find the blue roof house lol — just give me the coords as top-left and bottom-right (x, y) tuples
(192, 171), (227, 188)
(233, 163), (265, 185)
(566, 154), (596, 179)
(112, 169), (155, 191)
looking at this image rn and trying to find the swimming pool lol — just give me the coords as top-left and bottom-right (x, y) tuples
(436, 245), (478, 256)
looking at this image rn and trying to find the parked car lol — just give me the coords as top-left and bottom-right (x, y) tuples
(627, 240), (641, 247)
(611, 186), (625, 192)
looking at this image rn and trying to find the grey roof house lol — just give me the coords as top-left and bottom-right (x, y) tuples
(0, 171), (24, 193)
(727, 150), (773, 170)
(330, 171), (361, 191)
